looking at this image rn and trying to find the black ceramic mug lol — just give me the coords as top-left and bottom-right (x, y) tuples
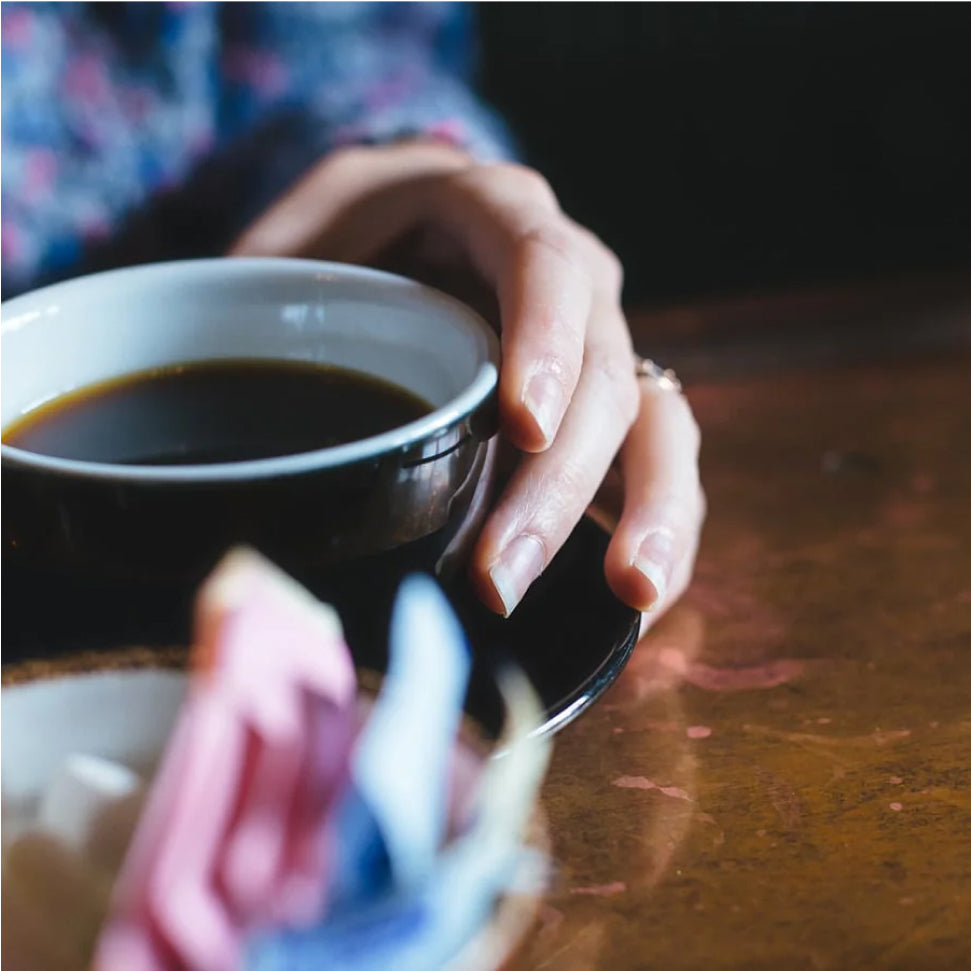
(1, 259), (500, 663)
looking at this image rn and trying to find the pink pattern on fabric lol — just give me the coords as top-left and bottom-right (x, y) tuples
(426, 119), (466, 146)
(2, 7), (33, 47)
(63, 54), (110, 102)
(366, 76), (415, 112)
(222, 45), (289, 98)
(1, 4), (512, 297)
(80, 216), (112, 244)
(23, 149), (59, 203)
(121, 89), (154, 124)
(1, 222), (24, 262)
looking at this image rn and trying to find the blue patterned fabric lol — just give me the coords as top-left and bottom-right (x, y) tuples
(1, 2), (511, 298)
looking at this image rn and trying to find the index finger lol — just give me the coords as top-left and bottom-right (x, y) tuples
(418, 165), (595, 453)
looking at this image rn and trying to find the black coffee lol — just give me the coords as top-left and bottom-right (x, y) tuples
(2, 359), (432, 465)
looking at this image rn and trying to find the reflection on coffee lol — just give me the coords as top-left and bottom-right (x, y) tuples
(2, 359), (432, 465)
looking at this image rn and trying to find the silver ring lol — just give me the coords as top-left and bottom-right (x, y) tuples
(634, 356), (682, 393)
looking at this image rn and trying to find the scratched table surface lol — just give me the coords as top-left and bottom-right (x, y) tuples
(510, 273), (971, 971)
(3, 273), (968, 970)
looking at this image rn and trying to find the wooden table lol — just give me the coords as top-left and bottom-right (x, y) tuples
(3, 271), (967, 970)
(511, 272), (971, 970)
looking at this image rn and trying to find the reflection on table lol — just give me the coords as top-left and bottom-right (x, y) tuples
(512, 272), (971, 970)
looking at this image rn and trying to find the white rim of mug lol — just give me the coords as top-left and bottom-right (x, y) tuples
(0, 258), (501, 483)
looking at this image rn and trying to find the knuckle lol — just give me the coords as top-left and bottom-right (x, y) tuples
(599, 244), (625, 294)
(445, 162), (556, 216)
(515, 222), (584, 275)
(571, 223), (625, 295)
(494, 163), (559, 207)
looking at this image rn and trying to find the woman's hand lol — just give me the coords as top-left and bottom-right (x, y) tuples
(231, 141), (704, 623)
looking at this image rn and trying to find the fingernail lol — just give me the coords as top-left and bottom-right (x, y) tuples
(522, 371), (565, 446)
(630, 527), (676, 610)
(488, 534), (546, 616)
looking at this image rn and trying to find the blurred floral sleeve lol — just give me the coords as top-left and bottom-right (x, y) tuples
(1, 2), (514, 294)
(218, 2), (515, 165)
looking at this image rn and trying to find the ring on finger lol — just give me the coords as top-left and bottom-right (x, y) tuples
(634, 355), (682, 394)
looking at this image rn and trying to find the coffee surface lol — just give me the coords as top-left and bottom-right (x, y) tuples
(3, 359), (432, 465)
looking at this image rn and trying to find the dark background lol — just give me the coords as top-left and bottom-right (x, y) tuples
(475, 4), (971, 304)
